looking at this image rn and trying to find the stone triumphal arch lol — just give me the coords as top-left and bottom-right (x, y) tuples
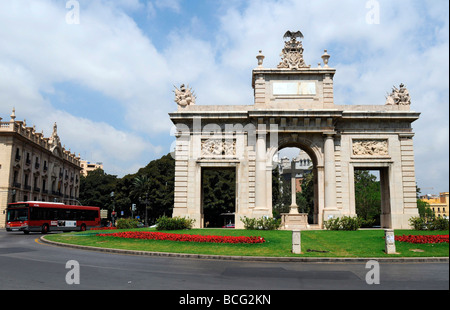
(169, 31), (420, 229)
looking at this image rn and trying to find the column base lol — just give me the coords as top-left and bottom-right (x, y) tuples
(281, 213), (308, 230)
(322, 209), (341, 223)
(289, 204), (299, 214)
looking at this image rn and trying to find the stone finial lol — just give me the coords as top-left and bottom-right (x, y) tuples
(256, 50), (265, 68)
(49, 122), (61, 146)
(10, 107), (16, 122)
(321, 50), (330, 68)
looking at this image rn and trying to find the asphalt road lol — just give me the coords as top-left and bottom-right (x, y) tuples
(0, 230), (448, 294)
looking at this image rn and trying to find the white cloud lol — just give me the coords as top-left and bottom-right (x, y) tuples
(0, 0), (447, 191)
(154, 0), (182, 13)
(0, 0), (170, 176)
(210, 0), (449, 193)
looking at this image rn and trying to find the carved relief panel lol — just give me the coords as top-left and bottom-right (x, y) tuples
(352, 139), (389, 156)
(201, 139), (236, 157)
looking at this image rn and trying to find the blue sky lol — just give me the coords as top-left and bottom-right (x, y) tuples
(0, 0), (448, 194)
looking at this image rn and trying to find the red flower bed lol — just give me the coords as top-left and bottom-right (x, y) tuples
(395, 234), (449, 244)
(96, 231), (265, 244)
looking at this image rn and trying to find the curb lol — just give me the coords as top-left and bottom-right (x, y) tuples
(40, 236), (449, 263)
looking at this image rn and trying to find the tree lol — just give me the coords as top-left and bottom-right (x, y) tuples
(354, 170), (381, 226)
(415, 184), (435, 219)
(78, 154), (175, 225)
(272, 168), (291, 217)
(132, 174), (152, 225)
(298, 171), (314, 219)
(202, 168), (235, 227)
(130, 154), (175, 224)
(79, 168), (117, 211)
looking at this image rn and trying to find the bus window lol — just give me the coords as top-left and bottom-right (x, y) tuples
(7, 208), (28, 222)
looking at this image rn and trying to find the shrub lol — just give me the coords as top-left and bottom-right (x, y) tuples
(156, 216), (195, 230)
(116, 218), (140, 229)
(241, 217), (258, 230)
(324, 216), (361, 231)
(241, 216), (281, 230)
(409, 216), (449, 231)
(428, 217), (449, 231)
(323, 217), (341, 231)
(359, 218), (376, 228)
(409, 217), (427, 230)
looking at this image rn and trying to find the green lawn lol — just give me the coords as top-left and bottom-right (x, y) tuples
(43, 228), (449, 258)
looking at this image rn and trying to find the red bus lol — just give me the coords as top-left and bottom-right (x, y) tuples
(5, 201), (101, 234)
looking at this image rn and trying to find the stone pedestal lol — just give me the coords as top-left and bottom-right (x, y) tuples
(384, 229), (397, 254)
(292, 230), (301, 254)
(281, 213), (308, 230)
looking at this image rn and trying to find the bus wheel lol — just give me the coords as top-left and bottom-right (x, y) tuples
(23, 231), (30, 235)
(80, 224), (86, 231)
(41, 224), (49, 234)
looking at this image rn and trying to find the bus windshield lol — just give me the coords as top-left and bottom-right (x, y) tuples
(7, 208), (28, 222)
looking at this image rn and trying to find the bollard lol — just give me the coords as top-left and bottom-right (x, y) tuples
(384, 229), (396, 254)
(292, 230), (301, 254)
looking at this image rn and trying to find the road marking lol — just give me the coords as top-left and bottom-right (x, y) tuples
(35, 238), (50, 246)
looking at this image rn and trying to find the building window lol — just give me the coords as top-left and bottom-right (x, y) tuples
(13, 170), (20, 188)
(15, 148), (21, 161)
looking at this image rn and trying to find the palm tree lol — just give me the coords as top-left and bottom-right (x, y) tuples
(132, 175), (152, 226)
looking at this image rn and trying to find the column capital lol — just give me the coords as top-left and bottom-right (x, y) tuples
(323, 131), (336, 137)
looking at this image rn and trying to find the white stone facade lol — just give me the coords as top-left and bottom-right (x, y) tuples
(169, 34), (420, 229)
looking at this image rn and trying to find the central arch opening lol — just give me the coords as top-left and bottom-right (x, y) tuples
(272, 146), (317, 225)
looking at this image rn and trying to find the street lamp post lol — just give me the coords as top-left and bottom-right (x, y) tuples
(110, 191), (115, 226)
(139, 193), (149, 227)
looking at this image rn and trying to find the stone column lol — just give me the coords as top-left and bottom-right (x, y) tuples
(324, 134), (337, 210)
(289, 160), (299, 214)
(254, 125), (267, 211)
